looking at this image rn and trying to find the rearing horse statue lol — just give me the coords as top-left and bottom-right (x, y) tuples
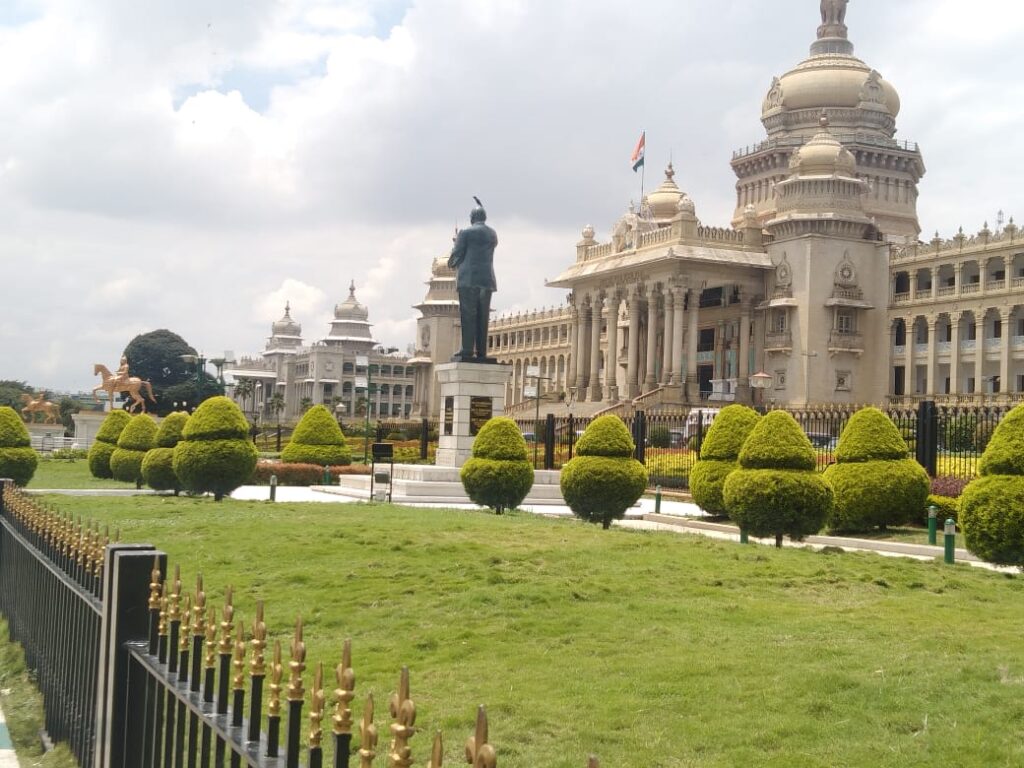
(19, 393), (61, 425)
(93, 364), (157, 413)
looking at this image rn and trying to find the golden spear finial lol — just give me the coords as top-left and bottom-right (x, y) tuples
(250, 602), (267, 677)
(358, 694), (378, 768)
(232, 623), (246, 691)
(192, 575), (207, 638)
(288, 616), (306, 702)
(464, 706), (496, 768)
(268, 640), (284, 717)
(218, 586), (234, 655)
(157, 588), (169, 638)
(388, 666), (416, 767)
(94, 525), (110, 578)
(428, 731), (443, 768)
(332, 638), (355, 735)
(167, 565), (182, 624)
(148, 558), (163, 611)
(204, 607), (218, 669)
(309, 662), (325, 748)
(179, 595), (192, 654)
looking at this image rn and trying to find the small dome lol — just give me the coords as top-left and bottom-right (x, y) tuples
(271, 302), (301, 337)
(334, 280), (369, 321)
(646, 164), (682, 220)
(431, 255), (454, 277)
(581, 224), (596, 241)
(677, 194), (696, 216)
(791, 114), (856, 176)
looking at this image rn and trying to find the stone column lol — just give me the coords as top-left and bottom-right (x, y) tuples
(930, 266), (939, 299)
(670, 286), (685, 385)
(949, 311), (961, 395)
(955, 262), (963, 297)
(974, 313), (985, 397)
(589, 292), (604, 402)
(979, 259), (988, 294)
(566, 306), (579, 391)
(1006, 255), (1014, 291)
(909, 270), (919, 299)
(661, 289), (675, 386)
(644, 284), (659, 392)
(737, 302), (752, 402)
(926, 314), (938, 396)
(1000, 306), (1012, 394)
(687, 290), (700, 399)
(626, 285), (641, 399)
(605, 291), (621, 402)
(577, 299), (592, 393)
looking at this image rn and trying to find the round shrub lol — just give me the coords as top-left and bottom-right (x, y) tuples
(689, 405), (760, 517)
(724, 411), (832, 547)
(282, 405), (351, 466)
(143, 411), (189, 493)
(460, 417), (533, 513)
(925, 494), (959, 526)
(561, 415), (647, 529)
(173, 397), (257, 501)
(87, 410), (131, 479)
(111, 414), (158, 486)
(961, 404), (1024, 566)
(823, 408), (929, 532)
(0, 406), (37, 486)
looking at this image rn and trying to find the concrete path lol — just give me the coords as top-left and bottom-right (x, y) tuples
(0, 706), (20, 768)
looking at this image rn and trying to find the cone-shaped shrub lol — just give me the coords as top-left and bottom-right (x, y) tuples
(960, 405), (1024, 566)
(88, 410), (131, 479)
(460, 417), (533, 513)
(142, 411), (189, 494)
(689, 405), (760, 517)
(561, 415), (647, 529)
(173, 397), (258, 501)
(823, 408), (929, 532)
(281, 405), (351, 466)
(0, 406), (37, 486)
(111, 414), (158, 486)
(723, 411), (832, 547)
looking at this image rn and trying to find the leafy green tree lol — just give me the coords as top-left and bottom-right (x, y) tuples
(123, 329), (223, 415)
(233, 379), (255, 415)
(59, 398), (78, 436)
(269, 393), (286, 422)
(299, 397), (313, 414)
(0, 380), (33, 411)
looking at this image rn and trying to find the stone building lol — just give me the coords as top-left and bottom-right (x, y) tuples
(487, 1), (1022, 413)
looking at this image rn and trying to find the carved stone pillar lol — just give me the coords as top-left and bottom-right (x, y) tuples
(974, 313), (985, 397)
(626, 285), (641, 399)
(644, 284), (659, 392)
(909, 270), (919, 299)
(949, 311), (961, 395)
(955, 262), (963, 297)
(577, 298), (592, 392)
(687, 290), (700, 399)
(930, 266), (939, 299)
(605, 291), (621, 402)
(589, 292), (604, 402)
(1005, 255), (1014, 291)
(566, 305), (579, 390)
(661, 289), (675, 386)
(670, 286), (686, 386)
(1000, 306), (1012, 394)
(926, 315), (938, 396)
(737, 302), (752, 402)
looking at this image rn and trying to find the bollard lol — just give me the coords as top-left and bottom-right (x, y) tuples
(322, 465), (331, 485)
(740, 529), (748, 545)
(269, 474), (277, 502)
(654, 485), (662, 515)
(944, 518), (956, 565)
(927, 505), (938, 545)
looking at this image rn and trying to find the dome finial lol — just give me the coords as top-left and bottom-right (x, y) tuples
(285, 300), (291, 316)
(665, 162), (675, 182)
(348, 280), (356, 298)
(812, 0), (852, 55)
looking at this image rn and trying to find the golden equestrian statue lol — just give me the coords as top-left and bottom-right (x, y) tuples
(19, 392), (61, 424)
(93, 356), (157, 413)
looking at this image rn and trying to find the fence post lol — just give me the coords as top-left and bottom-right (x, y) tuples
(419, 419), (429, 460)
(567, 414), (576, 461)
(95, 546), (162, 768)
(544, 414), (556, 470)
(633, 411), (646, 464)
(916, 400), (938, 477)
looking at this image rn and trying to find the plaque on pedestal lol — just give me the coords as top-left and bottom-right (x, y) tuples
(434, 362), (512, 468)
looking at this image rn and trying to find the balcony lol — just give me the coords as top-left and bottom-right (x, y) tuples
(764, 331), (793, 351)
(828, 331), (864, 354)
(961, 283), (980, 294)
(893, 344), (907, 357)
(936, 286), (955, 297)
(893, 292), (910, 304)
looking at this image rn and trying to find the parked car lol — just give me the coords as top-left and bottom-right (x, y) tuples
(806, 432), (838, 450)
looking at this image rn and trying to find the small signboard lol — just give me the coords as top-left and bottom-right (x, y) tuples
(443, 396), (454, 436)
(355, 376), (368, 390)
(523, 385), (538, 399)
(526, 365), (540, 378)
(355, 355), (369, 368)
(372, 442), (394, 461)
(469, 396), (493, 436)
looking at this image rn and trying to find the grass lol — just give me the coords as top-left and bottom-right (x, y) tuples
(0, 619), (79, 768)
(28, 459), (136, 490)
(30, 493), (1024, 767)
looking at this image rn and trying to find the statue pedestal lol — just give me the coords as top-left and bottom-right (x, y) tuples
(71, 411), (109, 450)
(435, 362), (513, 468)
(25, 422), (67, 446)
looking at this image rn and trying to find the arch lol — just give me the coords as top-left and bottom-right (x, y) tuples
(892, 270), (910, 295)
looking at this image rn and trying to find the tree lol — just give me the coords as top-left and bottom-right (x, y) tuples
(269, 393), (286, 421)
(299, 397), (313, 414)
(460, 417), (534, 513)
(281, 405), (351, 466)
(689, 405), (761, 518)
(233, 379), (255, 415)
(0, 406), (37, 486)
(88, 410), (132, 479)
(561, 415), (647, 529)
(110, 414), (158, 488)
(143, 411), (189, 495)
(823, 407), (929, 532)
(723, 411), (833, 548)
(172, 396), (258, 501)
(0, 380), (33, 411)
(123, 329), (223, 416)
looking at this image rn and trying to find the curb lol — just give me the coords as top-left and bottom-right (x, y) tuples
(0, 707), (20, 768)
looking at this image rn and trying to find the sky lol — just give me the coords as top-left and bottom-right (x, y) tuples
(1, 0), (1022, 392)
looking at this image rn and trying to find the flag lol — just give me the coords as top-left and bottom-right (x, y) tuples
(631, 131), (646, 172)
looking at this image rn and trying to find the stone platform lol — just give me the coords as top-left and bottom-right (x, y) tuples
(319, 464), (566, 505)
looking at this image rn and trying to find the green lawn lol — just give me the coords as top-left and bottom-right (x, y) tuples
(33, 494), (1024, 767)
(28, 458), (137, 490)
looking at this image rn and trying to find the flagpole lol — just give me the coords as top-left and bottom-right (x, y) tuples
(640, 129), (645, 208)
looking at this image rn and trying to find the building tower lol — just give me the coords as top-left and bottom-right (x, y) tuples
(410, 254), (461, 418)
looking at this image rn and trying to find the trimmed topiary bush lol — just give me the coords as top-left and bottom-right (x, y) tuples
(926, 494), (958, 526)
(689, 405), (760, 517)
(142, 411), (189, 494)
(88, 410), (131, 479)
(960, 405), (1024, 566)
(823, 407), (929, 532)
(460, 417), (533, 513)
(723, 411), (832, 547)
(281, 405), (352, 466)
(111, 414), (158, 487)
(0, 406), (38, 486)
(561, 415), (647, 529)
(173, 397), (258, 501)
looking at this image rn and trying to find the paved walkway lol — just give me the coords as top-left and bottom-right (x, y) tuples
(0, 706), (19, 768)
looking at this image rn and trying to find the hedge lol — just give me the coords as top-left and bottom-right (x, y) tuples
(690, 405), (760, 516)
(250, 462), (369, 486)
(561, 416), (647, 528)
(460, 418), (533, 512)
(88, 410), (131, 479)
(282, 405), (351, 466)
(143, 411), (189, 494)
(173, 397), (257, 501)
(111, 414), (158, 486)
(0, 407), (36, 487)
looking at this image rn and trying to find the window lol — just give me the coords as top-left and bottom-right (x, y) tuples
(944, 377), (951, 395)
(1018, 318), (1024, 337)
(895, 323), (907, 346)
(967, 377), (976, 394)
(697, 328), (716, 353)
(967, 323), (977, 341)
(774, 369), (787, 390)
(772, 310), (787, 333)
(945, 324), (952, 342)
(993, 269), (1006, 281)
(1017, 374), (1024, 393)
(993, 375), (1002, 394)
(835, 371), (851, 391)
(994, 320), (1002, 339)
(837, 311), (854, 334)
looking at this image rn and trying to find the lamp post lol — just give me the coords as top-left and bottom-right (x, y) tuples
(524, 364), (551, 468)
(355, 355), (373, 464)
(254, 381), (263, 446)
(180, 353), (207, 407)
(749, 371), (773, 411)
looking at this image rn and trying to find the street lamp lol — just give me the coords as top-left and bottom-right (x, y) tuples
(524, 364), (551, 468)
(180, 353), (207, 406)
(749, 371), (773, 410)
(355, 355), (373, 463)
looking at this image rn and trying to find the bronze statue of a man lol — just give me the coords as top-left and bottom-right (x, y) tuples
(448, 197), (498, 363)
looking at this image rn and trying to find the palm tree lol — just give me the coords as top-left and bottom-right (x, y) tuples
(269, 392), (285, 421)
(233, 379), (255, 415)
